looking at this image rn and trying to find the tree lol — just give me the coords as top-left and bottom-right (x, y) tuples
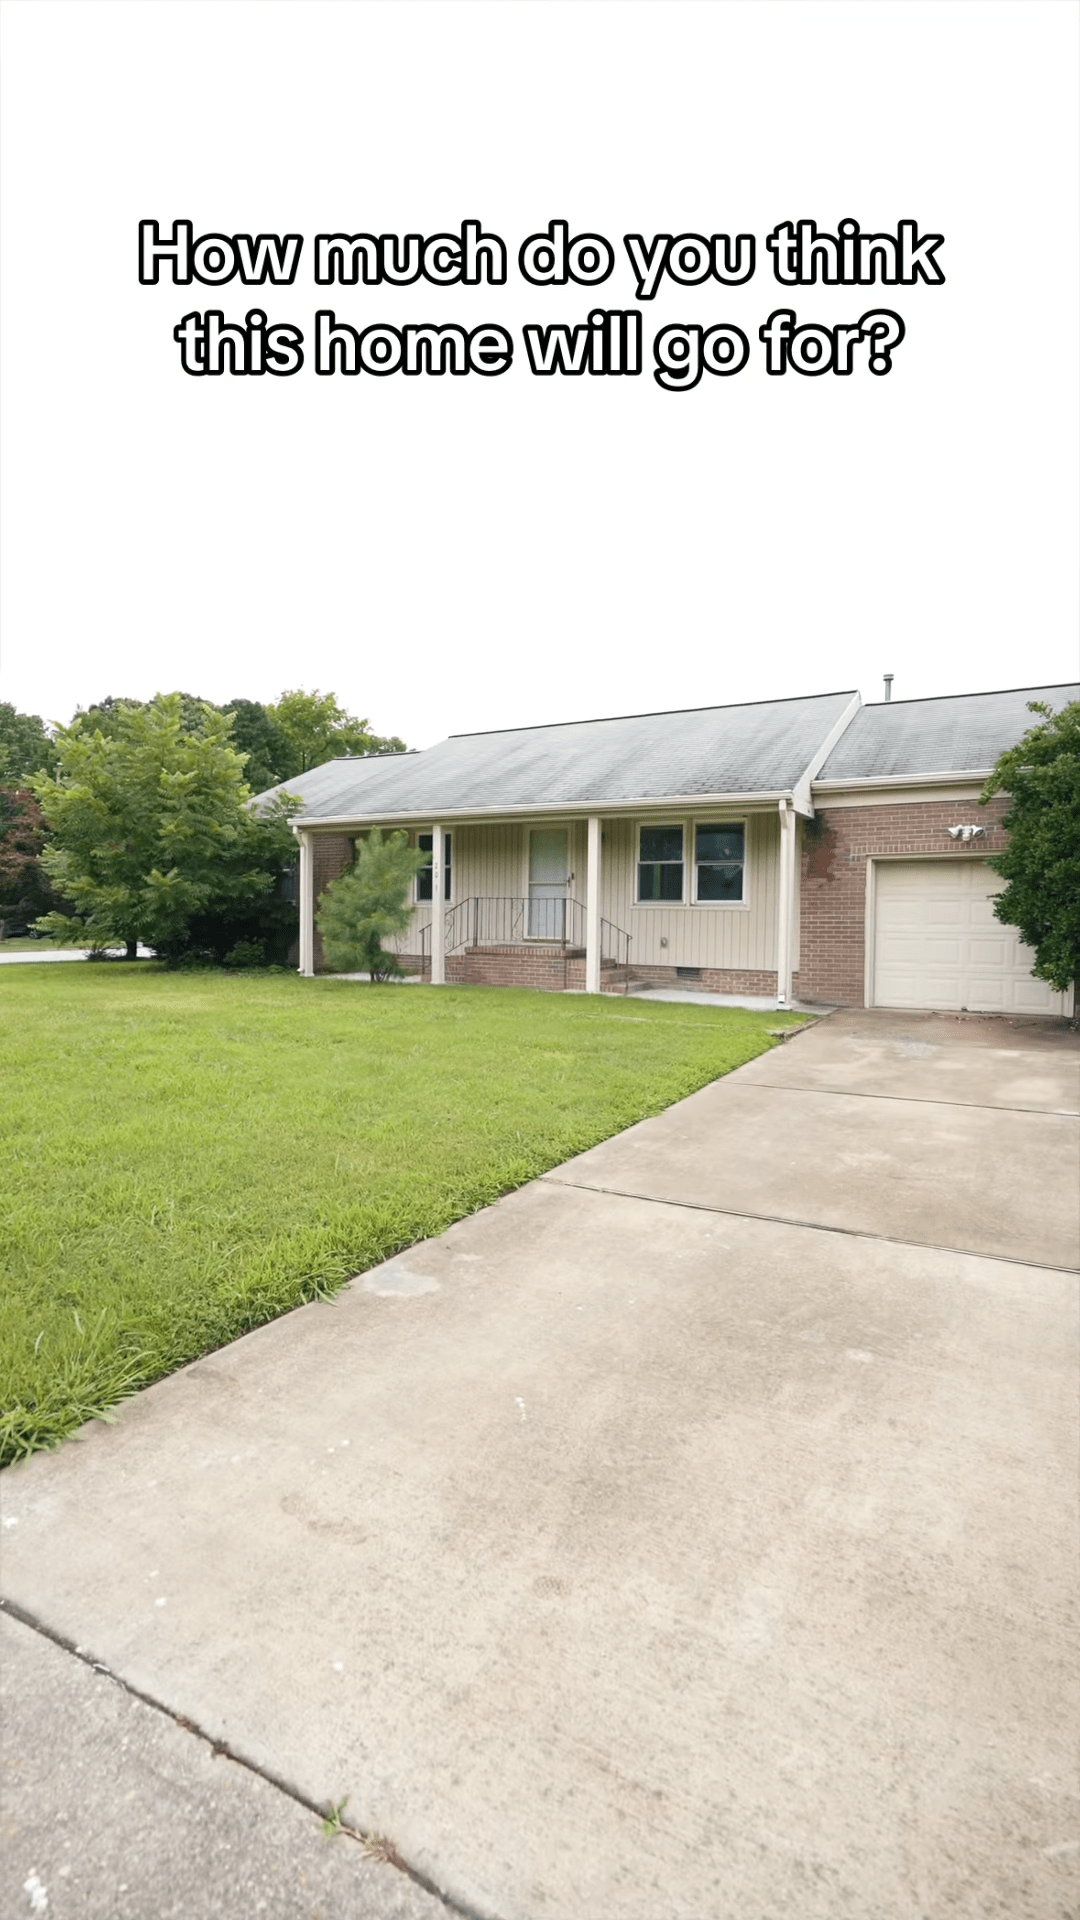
(267, 689), (406, 780)
(0, 789), (58, 936)
(68, 689), (406, 793)
(980, 699), (1080, 994)
(224, 698), (291, 796)
(0, 704), (57, 783)
(315, 829), (427, 979)
(32, 695), (300, 962)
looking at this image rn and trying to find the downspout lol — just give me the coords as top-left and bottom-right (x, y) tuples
(776, 801), (796, 1009)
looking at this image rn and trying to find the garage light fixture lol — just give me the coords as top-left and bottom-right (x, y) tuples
(947, 824), (986, 841)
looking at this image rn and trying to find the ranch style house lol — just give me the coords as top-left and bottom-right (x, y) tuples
(254, 682), (1077, 1018)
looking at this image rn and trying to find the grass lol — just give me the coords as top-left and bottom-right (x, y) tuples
(0, 967), (806, 1466)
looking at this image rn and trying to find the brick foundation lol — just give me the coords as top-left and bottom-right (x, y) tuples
(626, 964), (779, 997)
(798, 797), (1010, 1006)
(441, 945), (629, 993)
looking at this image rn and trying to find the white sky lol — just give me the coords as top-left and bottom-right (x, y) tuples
(1, 0), (1076, 750)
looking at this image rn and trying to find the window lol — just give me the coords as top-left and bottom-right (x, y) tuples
(637, 825), (684, 901)
(417, 833), (452, 902)
(695, 823), (744, 902)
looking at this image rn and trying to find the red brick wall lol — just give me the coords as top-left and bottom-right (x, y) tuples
(797, 797), (1010, 1006)
(626, 964), (778, 996)
(312, 834), (354, 971)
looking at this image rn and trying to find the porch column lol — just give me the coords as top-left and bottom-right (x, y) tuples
(585, 816), (602, 994)
(430, 824), (446, 985)
(297, 830), (314, 978)
(775, 800), (796, 1009)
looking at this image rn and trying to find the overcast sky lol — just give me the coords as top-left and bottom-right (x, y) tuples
(1, 0), (1076, 750)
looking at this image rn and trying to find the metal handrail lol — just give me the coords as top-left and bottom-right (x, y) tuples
(417, 897), (631, 967)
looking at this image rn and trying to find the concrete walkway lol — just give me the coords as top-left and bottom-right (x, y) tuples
(2, 1011), (1078, 1920)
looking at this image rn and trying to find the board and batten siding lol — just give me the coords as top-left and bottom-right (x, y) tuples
(398, 811), (788, 971)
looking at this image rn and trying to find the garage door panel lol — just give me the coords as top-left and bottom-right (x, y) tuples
(873, 861), (1070, 1016)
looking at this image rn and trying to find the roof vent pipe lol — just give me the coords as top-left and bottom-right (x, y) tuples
(883, 674), (894, 702)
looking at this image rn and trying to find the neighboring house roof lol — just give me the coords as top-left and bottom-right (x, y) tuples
(259, 690), (861, 823)
(815, 683), (1079, 785)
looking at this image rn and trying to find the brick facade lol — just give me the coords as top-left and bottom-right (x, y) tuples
(443, 946), (630, 993)
(624, 964), (779, 997)
(797, 796), (1010, 1006)
(312, 833), (354, 971)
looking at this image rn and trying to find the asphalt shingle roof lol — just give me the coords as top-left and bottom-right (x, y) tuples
(815, 684), (1079, 783)
(257, 691), (859, 821)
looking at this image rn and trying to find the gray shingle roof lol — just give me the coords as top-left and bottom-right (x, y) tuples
(815, 684), (1079, 783)
(255, 691), (859, 821)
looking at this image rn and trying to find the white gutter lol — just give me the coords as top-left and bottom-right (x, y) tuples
(812, 768), (994, 794)
(791, 691), (862, 814)
(291, 789), (796, 830)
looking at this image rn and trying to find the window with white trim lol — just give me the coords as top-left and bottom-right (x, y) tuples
(637, 825), (684, 902)
(417, 833), (452, 901)
(695, 823), (745, 902)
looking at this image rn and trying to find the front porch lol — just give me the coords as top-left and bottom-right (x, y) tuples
(417, 895), (633, 993)
(297, 803), (802, 1008)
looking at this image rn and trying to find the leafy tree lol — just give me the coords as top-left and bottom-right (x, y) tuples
(0, 705), (57, 783)
(316, 828), (426, 979)
(980, 699), (1080, 994)
(74, 692), (215, 740)
(68, 689), (406, 793)
(268, 689), (406, 780)
(0, 789), (58, 936)
(32, 695), (300, 961)
(224, 698), (291, 796)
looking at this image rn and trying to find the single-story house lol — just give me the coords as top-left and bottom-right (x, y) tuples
(255, 681), (1077, 1017)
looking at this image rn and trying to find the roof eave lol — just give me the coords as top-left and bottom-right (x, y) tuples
(292, 789), (797, 829)
(812, 768), (993, 794)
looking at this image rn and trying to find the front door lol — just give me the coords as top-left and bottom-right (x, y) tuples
(528, 829), (568, 939)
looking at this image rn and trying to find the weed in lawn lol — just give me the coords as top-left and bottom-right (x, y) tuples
(0, 967), (804, 1465)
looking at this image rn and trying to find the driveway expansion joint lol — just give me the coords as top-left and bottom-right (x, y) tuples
(0, 1596), (484, 1920)
(539, 1176), (1080, 1275)
(733, 1081), (1080, 1118)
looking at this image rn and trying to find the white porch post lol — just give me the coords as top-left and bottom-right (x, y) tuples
(585, 816), (602, 994)
(297, 830), (314, 978)
(430, 824), (446, 985)
(776, 801), (796, 1009)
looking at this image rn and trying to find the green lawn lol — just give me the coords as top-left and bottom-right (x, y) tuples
(1, 967), (806, 1465)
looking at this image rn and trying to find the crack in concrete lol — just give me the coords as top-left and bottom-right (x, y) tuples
(0, 1596), (493, 1920)
(726, 1081), (1080, 1118)
(539, 1177), (1080, 1275)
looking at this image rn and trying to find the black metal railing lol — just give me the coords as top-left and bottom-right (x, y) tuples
(418, 897), (631, 968)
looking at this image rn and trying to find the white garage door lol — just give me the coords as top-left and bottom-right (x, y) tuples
(872, 859), (1071, 1015)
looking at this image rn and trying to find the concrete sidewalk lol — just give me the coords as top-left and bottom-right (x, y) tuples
(2, 1010), (1078, 1919)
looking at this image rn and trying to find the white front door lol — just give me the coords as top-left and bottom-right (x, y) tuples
(528, 829), (568, 939)
(872, 859), (1072, 1014)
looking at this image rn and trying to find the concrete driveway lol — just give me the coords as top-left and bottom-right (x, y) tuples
(2, 1010), (1077, 1920)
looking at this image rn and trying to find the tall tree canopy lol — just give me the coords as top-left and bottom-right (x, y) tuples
(0, 704), (57, 783)
(981, 699), (1080, 994)
(266, 689), (405, 781)
(33, 695), (300, 961)
(0, 788), (57, 934)
(68, 689), (406, 791)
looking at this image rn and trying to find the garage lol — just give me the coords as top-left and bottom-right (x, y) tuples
(871, 858), (1072, 1015)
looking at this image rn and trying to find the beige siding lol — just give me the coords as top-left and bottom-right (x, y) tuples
(599, 811), (781, 970)
(389, 810), (783, 967)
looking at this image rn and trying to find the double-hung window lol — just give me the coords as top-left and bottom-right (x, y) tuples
(695, 823), (744, 902)
(417, 833), (452, 902)
(637, 826), (684, 902)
